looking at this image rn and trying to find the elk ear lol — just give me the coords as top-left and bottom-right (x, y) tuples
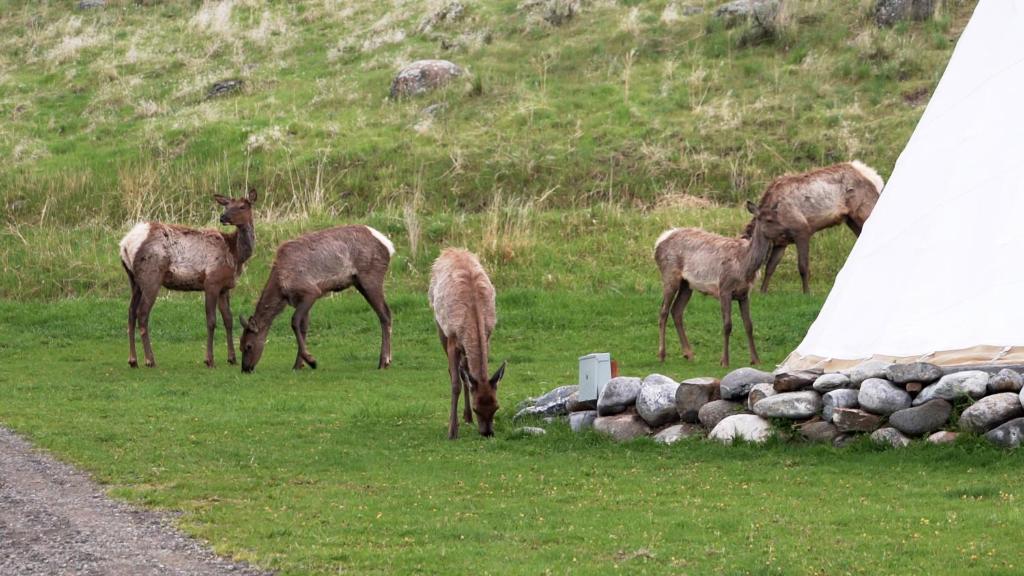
(460, 365), (478, 389)
(214, 194), (231, 206)
(489, 361), (507, 388)
(745, 200), (758, 215)
(246, 188), (258, 204)
(239, 314), (254, 331)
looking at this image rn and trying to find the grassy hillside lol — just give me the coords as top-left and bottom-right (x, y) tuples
(1, 0), (974, 230)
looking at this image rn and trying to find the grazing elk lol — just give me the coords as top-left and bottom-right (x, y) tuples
(239, 225), (394, 373)
(429, 248), (506, 439)
(119, 189), (258, 368)
(751, 161), (884, 294)
(655, 204), (772, 367)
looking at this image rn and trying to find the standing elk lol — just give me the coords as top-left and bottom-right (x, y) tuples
(239, 225), (394, 373)
(655, 204), (773, 367)
(119, 189), (258, 368)
(751, 160), (884, 294)
(429, 248), (506, 439)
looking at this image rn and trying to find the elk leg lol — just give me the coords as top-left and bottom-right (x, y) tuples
(719, 292), (734, 368)
(291, 295), (317, 369)
(795, 234), (812, 294)
(739, 295), (759, 365)
(657, 279), (679, 362)
(136, 282), (161, 368)
(844, 216), (863, 237)
(355, 278), (392, 369)
(671, 282), (694, 361)
(204, 289), (218, 368)
(219, 291), (236, 365)
(760, 245), (786, 293)
(460, 357), (473, 424)
(127, 282), (141, 369)
(446, 338), (462, 440)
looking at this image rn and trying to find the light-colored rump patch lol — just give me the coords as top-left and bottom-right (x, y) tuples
(655, 228), (678, 252)
(119, 222), (150, 272)
(365, 225), (395, 256)
(850, 160), (885, 193)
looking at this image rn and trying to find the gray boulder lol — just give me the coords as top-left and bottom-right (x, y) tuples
(207, 79), (244, 100)
(530, 385), (577, 407)
(885, 362), (943, 385)
(773, 370), (821, 392)
(698, 400), (746, 431)
(913, 371), (989, 405)
(888, 399), (951, 436)
(959, 393), (1024, 434)
(833, 408), (882, 433)
(822, 389), (859, 423)
(513, 389), (577, 421)
(708, 414), (773, 444)
(843, 360), (891, 387)
(597, 377), (642, 416)
(78, 0), (105, 8)
(988, 369), (1023, 394)
(799, 421), (840, 444)
(675, 377), (720, 423)
(720, 367), (773, 400)
(871, 427), (911, 448)
(753, 391), (822, 420)
(859, 378), (911, 416)
(593, 412), (652, 442)
(636, 374), (680, 427)
(874, 0), (936, 27)
(747, 383), (777, 411)
(813, 373), (853, 393)
(714, 0), (780, 28)
(653, 423), (703, 445)
(418, 1), (467, 33)
(569, 410), (598, 432)
(985, 417), (1024, 448)
(390, 59), (464, 98)
(514, 426), (546, 436)
(927, 431), (958, 444)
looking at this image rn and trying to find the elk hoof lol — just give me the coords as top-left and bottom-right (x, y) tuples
(145, 360), (156, 368)
(750, 357), (761, 365)
(128, 359), (138, 368)
(227, 356), (237, 365)
(307, 358), (317, 370)
(205, 360), (215, 368)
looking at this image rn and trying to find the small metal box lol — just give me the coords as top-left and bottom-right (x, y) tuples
(578, 353), (612, 402)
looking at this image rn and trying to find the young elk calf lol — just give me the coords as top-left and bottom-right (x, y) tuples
(752, 161), (884, 293)
(239, 225), (394, 373)
(429, 249), (506, 439)
(119, 189), (257, 368)
(655, 205), (772, 367)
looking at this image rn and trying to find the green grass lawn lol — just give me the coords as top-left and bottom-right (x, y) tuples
(1, 288), (1022, 575)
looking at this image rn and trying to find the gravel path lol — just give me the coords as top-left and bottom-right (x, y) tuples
(0, 426), (272, 576)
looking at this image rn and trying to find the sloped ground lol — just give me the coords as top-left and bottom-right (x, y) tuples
(0, 427), (270, 576)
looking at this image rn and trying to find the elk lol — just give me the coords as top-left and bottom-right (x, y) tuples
(238, 225), (394, 373)
(429, 248), (506, 439)
(119, 189), (257, 369)
(751, 161), (884, 294)
(655, 204), (772, 367)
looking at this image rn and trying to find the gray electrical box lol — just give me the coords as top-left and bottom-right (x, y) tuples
(578, 353), (612, 402)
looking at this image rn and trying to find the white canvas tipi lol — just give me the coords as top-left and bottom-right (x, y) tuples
(782, 0), (1024, 371)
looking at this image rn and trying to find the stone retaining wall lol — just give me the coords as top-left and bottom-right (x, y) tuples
(516, 362), (1024, 448)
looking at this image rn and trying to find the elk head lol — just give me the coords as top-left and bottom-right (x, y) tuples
(215, 188), (258, 226)
(747, 199), (784, 241)
(239, 314), (268, 373)
(460, 360), (507, 437)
